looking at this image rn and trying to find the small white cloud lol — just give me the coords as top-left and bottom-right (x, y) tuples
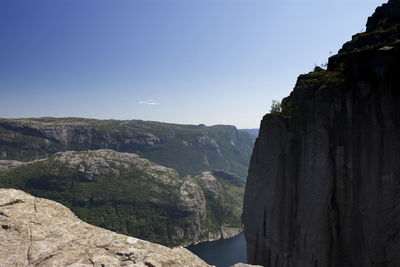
(138, 100), (159, 105)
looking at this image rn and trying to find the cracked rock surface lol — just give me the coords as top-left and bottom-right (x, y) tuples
(0, 189), (209, 267)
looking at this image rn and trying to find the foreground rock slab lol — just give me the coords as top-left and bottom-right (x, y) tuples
(0, 189), (210, 267)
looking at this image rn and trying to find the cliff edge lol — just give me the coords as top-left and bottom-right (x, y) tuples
(243, 1), (400, 266)
(0, 188), (209, 267)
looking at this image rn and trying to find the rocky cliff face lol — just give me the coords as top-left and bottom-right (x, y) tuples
(243, 1), (400, 266)
(0, 118), (253, 177)
(0, 150), (245, 247)
(0, 188), (210, 267)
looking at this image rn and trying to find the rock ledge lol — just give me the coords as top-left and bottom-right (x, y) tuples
(0, 188), (209, 267)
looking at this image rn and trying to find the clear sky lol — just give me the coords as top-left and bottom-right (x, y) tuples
(0, 0), (387, 128)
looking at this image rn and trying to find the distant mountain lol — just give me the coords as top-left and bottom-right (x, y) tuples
(239, 129), (259, 142)
(0, 149), (244, 247)
(0, 118), (254, 177)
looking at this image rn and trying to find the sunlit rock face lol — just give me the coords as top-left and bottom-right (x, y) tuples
(243, 1), (400, 266)
(0, 188), (210, 267)
(0, 150), (245, 247)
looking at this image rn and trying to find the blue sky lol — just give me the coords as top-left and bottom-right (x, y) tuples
(0, 0), (386, 128)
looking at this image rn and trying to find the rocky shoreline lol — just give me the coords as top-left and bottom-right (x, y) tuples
(183, 226), (244, 247)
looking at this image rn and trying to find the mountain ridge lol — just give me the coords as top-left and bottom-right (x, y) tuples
(0, 117), (253, 177)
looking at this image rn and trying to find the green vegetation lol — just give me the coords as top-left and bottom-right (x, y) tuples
(265, 67), (347, 123)
(0, 118), (253, 177)
(0, 150), (245, 247)
(296, 69), (345, 89)
(270, 100), (282, 114)
(341, 24), (400, 53)
(194, 170), (245, 232)
(210, 170), (245, 208)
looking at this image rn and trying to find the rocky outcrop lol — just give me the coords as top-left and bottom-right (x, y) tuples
(48, 149), (179, 181)
(0, 150), (244, 247)
(0, 118), (253, 177)
(0, 188), (209, 267)
(243, 1), (400, 266)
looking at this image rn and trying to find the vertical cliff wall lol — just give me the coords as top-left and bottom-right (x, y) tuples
(243, 1), (400, 266)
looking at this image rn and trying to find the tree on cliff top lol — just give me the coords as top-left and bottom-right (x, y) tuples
(270, 100), (281, 114)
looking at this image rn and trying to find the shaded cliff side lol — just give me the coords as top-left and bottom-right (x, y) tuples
(243, 1), (400, 266)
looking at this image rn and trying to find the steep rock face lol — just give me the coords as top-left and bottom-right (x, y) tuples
(0, 150), (245, 247)
(0, 118), (253, 177)
(243, 1), (400, 266)
(0, 188), (210, 267)
(194, 171), (245, 241)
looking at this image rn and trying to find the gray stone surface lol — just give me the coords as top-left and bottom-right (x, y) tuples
(0, 189), (210, 267)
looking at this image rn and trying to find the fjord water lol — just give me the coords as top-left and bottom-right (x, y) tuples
(187, 232), (247, 267)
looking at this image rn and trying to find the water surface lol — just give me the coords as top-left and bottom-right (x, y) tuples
(187, 232), (247, 267)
